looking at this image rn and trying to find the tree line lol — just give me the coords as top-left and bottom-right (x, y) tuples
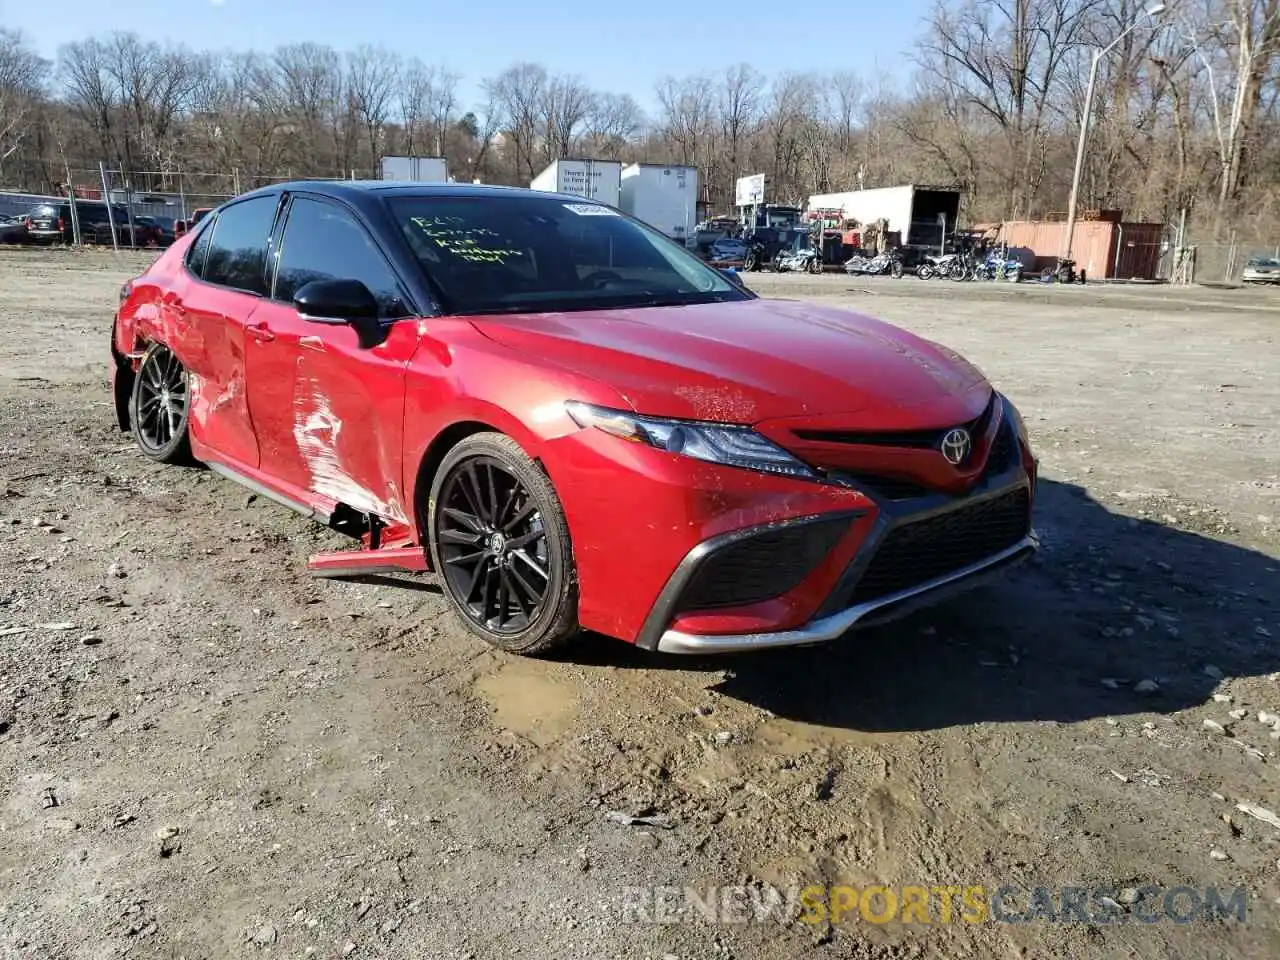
(1, 0), (1278, 239)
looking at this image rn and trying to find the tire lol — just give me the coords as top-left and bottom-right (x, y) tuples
(890, 260), (904, 279)
(744, 252), (758, 272)
(918, 264), (934, 280)
(808, 257), (823, 275)
(427, 432), (579, 656)
(129, 342), (193, 463)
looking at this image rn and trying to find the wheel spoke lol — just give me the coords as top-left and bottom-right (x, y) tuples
(463, 463), (490, 524)
(455, 470), (485, 523)
(505, 529), (544, 551)
(507, 563), (543, 606)
(485, 463), (499, 524)
(504, 567), (534, 616)
(480, 563), (497, 622)
(512, 549), (548, 581)
(502, 500), (536, 533)
(439, 527), (483, 546)
(441, 506), (484, 533)
(463, 554), (492, 602)
(494, 484), (519, 528)
(495, 573), (509, 628)
(444, 548), (486, 567)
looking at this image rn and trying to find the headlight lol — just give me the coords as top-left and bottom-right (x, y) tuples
(565, 401), (819, 480)
(1002, 394), (1030, 449)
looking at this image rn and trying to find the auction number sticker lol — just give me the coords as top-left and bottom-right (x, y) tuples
(563, 203), (617, 216)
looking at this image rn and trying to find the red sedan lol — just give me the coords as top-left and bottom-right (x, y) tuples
(110, 182), (1038, 656)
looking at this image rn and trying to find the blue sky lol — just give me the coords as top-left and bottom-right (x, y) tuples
(1, 0), (933, 115)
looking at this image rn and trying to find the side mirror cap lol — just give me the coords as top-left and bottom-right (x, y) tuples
(293, 278), (380, 324)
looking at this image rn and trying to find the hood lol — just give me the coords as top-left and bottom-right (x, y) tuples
(469, 298), (990, 427)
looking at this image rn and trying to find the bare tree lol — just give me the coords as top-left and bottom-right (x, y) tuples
(656, 74), (715, 166)
(539, 74), (593, 163)
(489, 63), (547, 180)
(347, 45), (399, 176)
(0, 29), (48, 177)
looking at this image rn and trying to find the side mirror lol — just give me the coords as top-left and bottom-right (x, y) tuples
(294, 279), (383, 348)
(294, 278), (380, 324)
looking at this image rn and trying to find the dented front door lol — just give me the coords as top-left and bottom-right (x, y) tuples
(244, 302), (416, 523)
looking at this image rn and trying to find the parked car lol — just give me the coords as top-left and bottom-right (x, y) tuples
(111, 182), (1037, 657)
(1242, 256), (1280, 284)
(189, 207), (213, 226)
(134, 215), (177, 246)
(707, 236), (748, 264)
(0, 215), (27, 244)
(93, 217), (159, 248)
(23, 201), (132, 245)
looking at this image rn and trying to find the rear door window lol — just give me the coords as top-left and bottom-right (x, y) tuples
(201, 196), (280, 295)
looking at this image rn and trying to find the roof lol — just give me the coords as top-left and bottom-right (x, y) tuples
(244, 180), (551, 200)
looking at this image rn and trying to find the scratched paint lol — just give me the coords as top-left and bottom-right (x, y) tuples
(672, 385), (757, 423)
(292, 376), (407, 523)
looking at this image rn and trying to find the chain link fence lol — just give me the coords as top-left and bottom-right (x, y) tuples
(1183, 241), (1280, 285)
(1, 165), (350, 248)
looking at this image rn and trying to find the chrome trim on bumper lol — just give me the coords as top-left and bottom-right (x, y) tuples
(655, 532), (1039, 654)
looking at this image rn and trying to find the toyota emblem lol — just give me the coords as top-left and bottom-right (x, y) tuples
(940, 428), (972, 466)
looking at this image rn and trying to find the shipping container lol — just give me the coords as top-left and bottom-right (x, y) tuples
(619, 163), (698, 241)
(996, 220), (1164, 280)
(530, 159), (622, 208)
(379, 156), (449, 183)
(806, 185), (961, 249)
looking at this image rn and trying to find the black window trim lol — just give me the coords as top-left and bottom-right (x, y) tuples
(268, 191), (421, 325)
(182, 193), (287, 296)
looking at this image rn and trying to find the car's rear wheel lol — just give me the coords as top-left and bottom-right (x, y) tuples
(428, 433), (578, 656)
(129, 342), (192, 463)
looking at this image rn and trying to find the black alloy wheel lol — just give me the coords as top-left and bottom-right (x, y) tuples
(129, 342), (192, 463)
(428, 433), (578, 655)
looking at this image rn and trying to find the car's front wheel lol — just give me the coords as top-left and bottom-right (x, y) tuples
(129, 342), (193, 463)
(428, 433), (579, 656)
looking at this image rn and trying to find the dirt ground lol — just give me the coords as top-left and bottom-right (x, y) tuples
(1, 248), (1278, 960)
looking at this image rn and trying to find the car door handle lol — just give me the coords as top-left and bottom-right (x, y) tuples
(246, 322), (275, 342)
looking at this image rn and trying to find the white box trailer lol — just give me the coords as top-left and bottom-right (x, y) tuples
(807, 184), (961, 248)
(619, 163), (698, 242)
(530, 159), (622, 207)
(380, 156), (449, 182)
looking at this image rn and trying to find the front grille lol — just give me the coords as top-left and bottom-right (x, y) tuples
(794, 393), (995, 449)
(831, 472), (932, 500)
(678, 516), (851, 611)
(848, 488), (1031, 604)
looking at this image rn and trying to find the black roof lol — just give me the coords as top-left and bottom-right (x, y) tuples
(243, 179), (564, 202)
(227, 180), (590, 222)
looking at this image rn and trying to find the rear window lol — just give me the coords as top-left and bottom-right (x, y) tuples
(29, 204), (60, 217)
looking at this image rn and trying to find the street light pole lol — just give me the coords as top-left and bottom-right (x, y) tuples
(1060, 2), (1168, 266)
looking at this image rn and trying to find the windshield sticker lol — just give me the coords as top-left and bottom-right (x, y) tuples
(408, 216), (525, 264)
(563, 203), (617, 216)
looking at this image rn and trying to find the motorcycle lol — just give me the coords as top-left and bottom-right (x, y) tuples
(916, 252), (959, 280)
(844, 251), (904, 278)
(1041, 257), (1086, 284)
(976, 252), (1024, 282)
(775, 247), (825, 274)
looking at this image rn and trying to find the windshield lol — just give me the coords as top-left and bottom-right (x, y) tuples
(387, 195), (749, 315)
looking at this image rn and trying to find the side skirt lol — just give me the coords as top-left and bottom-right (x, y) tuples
(203, 457), (431, 578)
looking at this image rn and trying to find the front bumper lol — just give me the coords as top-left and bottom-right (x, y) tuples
(657, 531), (1037, 653)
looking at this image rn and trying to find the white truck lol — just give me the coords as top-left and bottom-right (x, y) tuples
(806, 184), (961, 250)
(379, 156), (449, 182)
(619, 163), (698, 242)
(530, 159), (622, 207)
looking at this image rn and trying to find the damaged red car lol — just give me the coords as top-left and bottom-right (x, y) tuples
(111, 182), (1038, 656)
